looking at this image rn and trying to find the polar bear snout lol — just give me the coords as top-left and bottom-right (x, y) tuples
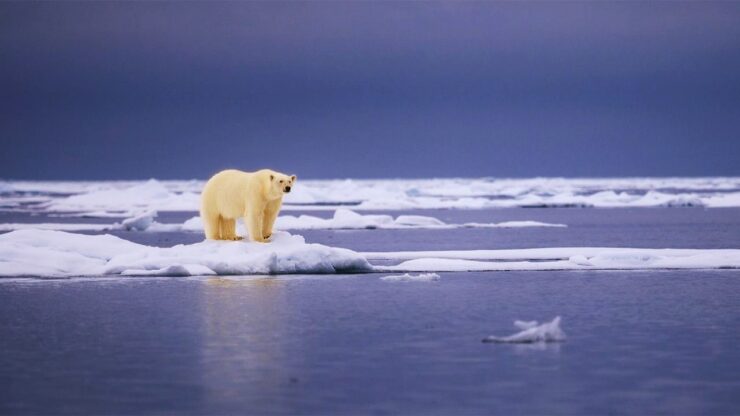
(284, 186), (291, 193)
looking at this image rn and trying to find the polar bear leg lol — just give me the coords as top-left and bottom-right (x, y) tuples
(245, 211), (265, 242)
(202, 211), (221, 240)
(220, 217), (237, 240)
(262, 199), (281, 240)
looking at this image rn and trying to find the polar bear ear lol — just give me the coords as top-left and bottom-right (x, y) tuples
(290, 175), (297, 181)
(270, 174), (274, 181)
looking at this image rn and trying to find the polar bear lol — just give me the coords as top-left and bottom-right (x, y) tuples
(200, 169), (296, 242)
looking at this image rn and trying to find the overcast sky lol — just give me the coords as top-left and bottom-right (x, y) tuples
(1, 2), (739, 179)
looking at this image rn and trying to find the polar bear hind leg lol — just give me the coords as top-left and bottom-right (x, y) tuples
(220, 217), (239, 240)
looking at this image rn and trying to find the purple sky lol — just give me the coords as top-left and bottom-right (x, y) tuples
(1, 2), (739, 179)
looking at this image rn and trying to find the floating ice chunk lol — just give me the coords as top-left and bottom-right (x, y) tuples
(513, 320), (539, 330)
(393, 215), (447, 227)
(483, 317), (566, 343)
(380, 272), (441, 282)
(0, 229), (371, 277)
(118, 211), (157, 231)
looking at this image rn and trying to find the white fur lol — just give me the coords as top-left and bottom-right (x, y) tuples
(200, 169), (296, 242)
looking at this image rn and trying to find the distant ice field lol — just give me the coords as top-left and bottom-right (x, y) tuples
(2, 177), (740, 216)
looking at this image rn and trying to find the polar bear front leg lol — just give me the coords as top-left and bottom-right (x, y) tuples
(246, 205), (266, 243)
(262, 199), (282, 240)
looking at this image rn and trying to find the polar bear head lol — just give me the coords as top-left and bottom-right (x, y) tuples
(268, 171), (297, 198)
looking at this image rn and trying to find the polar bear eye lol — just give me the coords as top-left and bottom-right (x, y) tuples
(279, 180), (284, 184)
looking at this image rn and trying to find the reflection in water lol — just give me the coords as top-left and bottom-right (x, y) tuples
(200, 276), (293, 413)
(513, 342), (562, 355)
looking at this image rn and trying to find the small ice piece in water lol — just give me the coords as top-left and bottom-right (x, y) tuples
(393, 215), (447, 227)
(118, 211), (157, 231)
(380, 272), (441, 282)
(482, 316), (566, 343)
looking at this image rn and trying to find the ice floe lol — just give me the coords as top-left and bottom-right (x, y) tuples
(482, 317), (566, 343)
(380, 273), (441, 282)
(176, 210), (565, 232)
(369, 247), (740, 271)
(0, 229), (371, 277)
(1, 228), (739, 278)
(274, 209), (566, 230)
(0, 211), (181, 233)
(0, 209), (563, 233)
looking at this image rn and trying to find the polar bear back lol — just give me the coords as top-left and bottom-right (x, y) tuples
(201, 169), (268, 219)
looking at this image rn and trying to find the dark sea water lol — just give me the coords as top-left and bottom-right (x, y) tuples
(1, 208), (739, 415)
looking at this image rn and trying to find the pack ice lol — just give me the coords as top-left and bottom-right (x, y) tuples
(5, 177), (740, 216)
